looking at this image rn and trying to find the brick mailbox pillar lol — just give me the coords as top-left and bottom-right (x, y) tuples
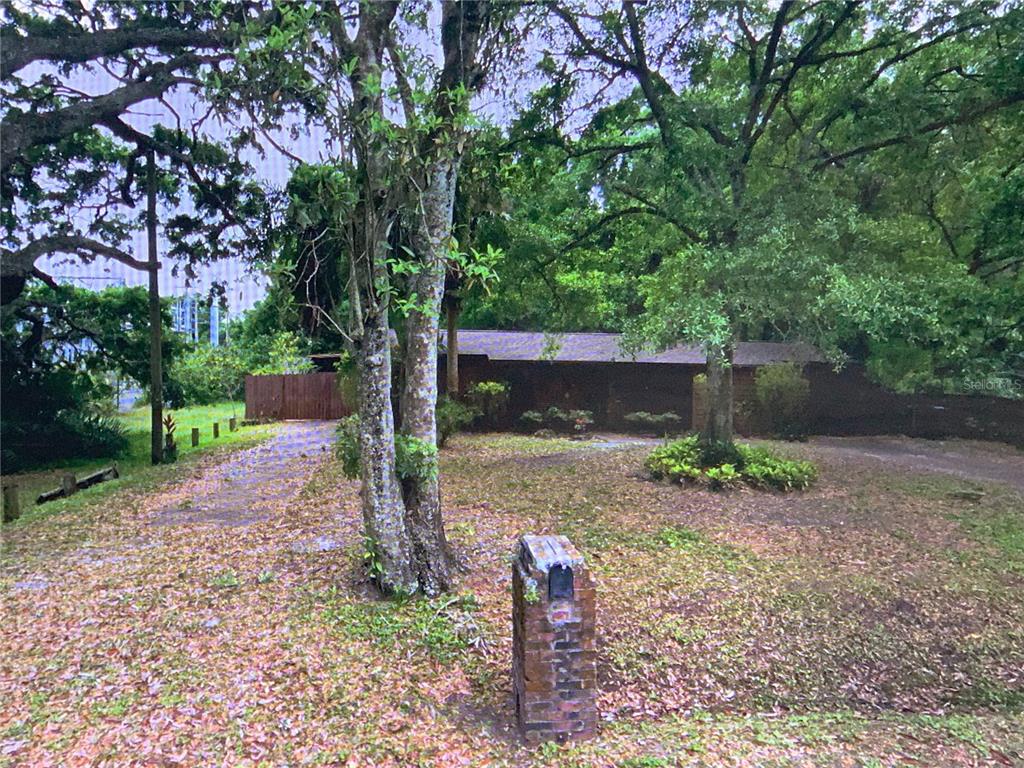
(512, 534), (597, 744)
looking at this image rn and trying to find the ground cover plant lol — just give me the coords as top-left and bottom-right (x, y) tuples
(2, 431), (1022, 765)
(646, 435), (819, 491)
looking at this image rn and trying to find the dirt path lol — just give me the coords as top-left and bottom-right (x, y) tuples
(151, 420), (337, 526)
(808, 435), (1024, 492)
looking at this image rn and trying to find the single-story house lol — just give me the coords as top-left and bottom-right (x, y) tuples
(443, 330), (825, 432)
(289, 329), (1022, 443)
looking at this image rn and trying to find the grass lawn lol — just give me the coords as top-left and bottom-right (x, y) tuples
(1, 431), (1022, 766)
(0, 402), (274, 525)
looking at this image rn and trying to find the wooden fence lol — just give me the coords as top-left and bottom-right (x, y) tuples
(245, 373), (351, 421)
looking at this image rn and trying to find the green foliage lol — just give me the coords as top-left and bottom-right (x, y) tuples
(167, 344), (246, 407)
(334, 353), (359, 409)
(517, 410), (545, 431)
(704, 463), (741, 490)
(0, 285), (170, 470)
(318, 589), (478, 663)
(394, 434), (439, 484)
(466, 381), (509, 426)
(161, 413), (178, 463)
(645, 436), (816, 492)
(735, 445), (819, 492)
(754, 364), (811, 440)
(698, 440), (744, 468)
(523, 578), (540, 605)
(517, 407), (595, 435)
(335, 415), (362, 480)
(209, 570), (240, 590)
(335, 415), (438, 483)
(436, 397), (480, 448)
(250, 331), (315, 375)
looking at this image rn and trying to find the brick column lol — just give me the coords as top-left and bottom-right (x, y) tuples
(512, 534), (597, 744)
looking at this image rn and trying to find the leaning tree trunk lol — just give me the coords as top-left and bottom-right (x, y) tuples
(701, 343), (734, 446)
(357, 307), (418, 595)
(400, 158), (458, 595)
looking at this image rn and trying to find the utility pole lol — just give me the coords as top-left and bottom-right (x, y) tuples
(147, 149), (163, 465)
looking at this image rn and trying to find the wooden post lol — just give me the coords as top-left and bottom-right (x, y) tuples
(61, 473), (77, 497)
(229, 417), (237, 432)
(213, 422), (220, 438)
(147, 149), (163, 465)
(191, 427), (200, 447)
(2, 483), (21, 523)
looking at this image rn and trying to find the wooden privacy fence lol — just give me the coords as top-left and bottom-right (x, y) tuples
(245, 373), (351, 421)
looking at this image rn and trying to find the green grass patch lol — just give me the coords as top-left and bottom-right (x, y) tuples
(950, 495), (1024, 575)
(1, 401), (273, 525)
(305, 588), (481, 664)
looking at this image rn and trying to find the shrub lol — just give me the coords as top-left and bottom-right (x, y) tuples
(623, 411), (683, 434)
(466, 381), (509, 426)
(568, 409), (594, 436)
(1, 364), (130, 471)
(167, 344), (246, 407)
(517, 406), (595, 436)
(251, 331), (315, 375)
(517, 410), (544, 431)
(645, 435), (816, 492)
(436, 397), (480, 448)
(336, 415), (439, 483)
(58, 413), (130, 460)
(753, 363), (810, 440)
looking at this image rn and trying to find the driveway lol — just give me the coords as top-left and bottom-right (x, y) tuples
(808, 435), (1024, 493)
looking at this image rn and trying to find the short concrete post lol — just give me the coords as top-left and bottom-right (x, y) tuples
(512, 535), (597, 744)
(2, 483), (21, 523)
(229, 416), (237, 432)
(61, 473), (77, 497)
(213, 422), (220, 439)
(191, 427), (200, 447)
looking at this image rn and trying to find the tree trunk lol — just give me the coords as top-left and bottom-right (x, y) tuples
(147, 150), (163, 465)
(358, 309), (418, 595)
(446, 298), (460, 398)
(400, 157), (458, 595)
(702, 344), (734, 445)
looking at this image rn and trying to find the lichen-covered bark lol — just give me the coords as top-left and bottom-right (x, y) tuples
(702, 344), (734, 446)
(357, 309), (417, 595)
(400, 157), (458, 595)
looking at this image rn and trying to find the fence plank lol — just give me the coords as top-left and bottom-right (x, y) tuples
(246, 373), (351, 421)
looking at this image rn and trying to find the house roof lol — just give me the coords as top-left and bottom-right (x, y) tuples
(443, 330), (824, 367)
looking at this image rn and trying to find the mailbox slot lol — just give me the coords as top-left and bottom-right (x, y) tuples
(548, 563), (573, 601)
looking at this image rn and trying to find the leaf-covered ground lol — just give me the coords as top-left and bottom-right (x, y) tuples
(2, 428), (1022, 766)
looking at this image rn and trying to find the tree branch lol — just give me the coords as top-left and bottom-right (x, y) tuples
(1, 53), (221, 171)
(1, 23), (222, 78)
(814, 89), (1024, 170)
(2, 235), (156, 283)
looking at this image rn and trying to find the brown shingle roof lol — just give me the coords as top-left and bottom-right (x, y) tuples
(443, 330), (824, 366)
